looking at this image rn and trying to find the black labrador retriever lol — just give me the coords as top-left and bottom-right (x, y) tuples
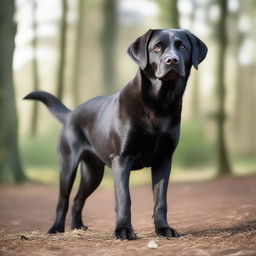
(24, 29), (207, 240)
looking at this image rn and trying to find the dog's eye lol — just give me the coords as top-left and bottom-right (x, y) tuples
(153, 44), (162, 52)
(178, 42), (185, 49)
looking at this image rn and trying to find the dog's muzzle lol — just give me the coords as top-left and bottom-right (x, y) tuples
(155, 53), (185, 81)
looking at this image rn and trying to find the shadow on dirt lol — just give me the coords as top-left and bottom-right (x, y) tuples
(182, 220), (256, 237)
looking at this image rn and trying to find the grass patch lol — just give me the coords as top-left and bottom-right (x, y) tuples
(21, 132), (256, 187)
(21, 134), (59, 169)
(174, 121), (214, 168)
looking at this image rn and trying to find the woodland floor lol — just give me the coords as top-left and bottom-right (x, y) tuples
(0, 175), (256, 256)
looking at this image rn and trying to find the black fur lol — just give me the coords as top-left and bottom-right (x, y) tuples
(24, 29), (207, 240)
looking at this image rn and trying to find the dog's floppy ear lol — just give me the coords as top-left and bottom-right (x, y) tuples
(184, 30), (208, 70)
(127, 29), (153, 70)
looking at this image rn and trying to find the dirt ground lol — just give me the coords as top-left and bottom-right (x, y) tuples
(0, 175), (256, 256)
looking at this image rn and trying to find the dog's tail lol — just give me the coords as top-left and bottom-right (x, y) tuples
(23, 91), (71, 124)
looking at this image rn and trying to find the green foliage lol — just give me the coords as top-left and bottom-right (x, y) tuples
(21, 135), (58, 169)
(233, 153), (256, 169)
(173, 121), (214, 168)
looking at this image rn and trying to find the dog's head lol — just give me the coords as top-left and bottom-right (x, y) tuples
(127, 29), (207, 80)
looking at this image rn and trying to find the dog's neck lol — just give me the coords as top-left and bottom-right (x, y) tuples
(134, 68), (190, 115)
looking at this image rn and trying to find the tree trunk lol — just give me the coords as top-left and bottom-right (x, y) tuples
(30, 0), (40, 136)
(240, 0), (256, 157)
(72, 0), (84, 106)
(101, 0), (117, 93)
(247, 65), (256, 156)
(191, 72), (200, 118)
(232, 1), (256, 156)
(215, 0), (232, 175)
(190, 0), (200, 118)
(0, 0), (26, 182)
(56, 0), (68, 100)
(158, 0), (179, 28)
(252, 2), (256, 157)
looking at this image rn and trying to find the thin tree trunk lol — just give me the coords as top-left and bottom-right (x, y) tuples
(230, 3), (244, 142)
(246, 1), (256, 156)
(233, 1), (256, 156)
(169, 0), (179, 28)
(191, 72), (200, 118)
(158, 0), (179, 28)
(30, 0), (40, 136)
(215, 0), (232, 175)
(72, 0), (84, 106)
(101, 0), (117, 93)
(56, 0), (68, 100)
(0, 0), (26, 182)
(248, 65), (256, 156)
(190, 0), (200, 118)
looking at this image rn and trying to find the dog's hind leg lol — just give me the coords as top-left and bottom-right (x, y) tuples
(48, 137), (80, 234)
(71, 153), (104, 230)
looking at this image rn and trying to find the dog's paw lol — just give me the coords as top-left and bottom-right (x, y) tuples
(47, 225), (65, 234)
(71, 223), (88, 231)
(155, 226), (180, 238)
(114, 227), (137, 240)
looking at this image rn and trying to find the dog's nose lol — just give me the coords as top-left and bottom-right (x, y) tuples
(164, 55), (179, 65)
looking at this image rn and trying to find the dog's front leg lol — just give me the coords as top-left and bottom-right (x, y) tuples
(151, 159), (180, 238)
(112, 155), (137, 240)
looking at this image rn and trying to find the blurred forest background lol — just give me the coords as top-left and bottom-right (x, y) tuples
(0, 0), (255, 185)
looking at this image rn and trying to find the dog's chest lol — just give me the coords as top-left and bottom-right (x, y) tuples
(123, 116), (178, 170)
(146, 111), (171, 134)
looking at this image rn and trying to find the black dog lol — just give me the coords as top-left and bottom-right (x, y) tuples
(24, 29), (207, 240)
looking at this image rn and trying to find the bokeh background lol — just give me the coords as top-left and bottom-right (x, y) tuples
(1, 0), (255, 185)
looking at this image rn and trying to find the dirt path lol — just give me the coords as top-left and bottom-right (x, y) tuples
(0, 175), (256, 256)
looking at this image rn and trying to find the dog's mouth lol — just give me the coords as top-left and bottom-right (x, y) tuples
(155, 68), (183, 81)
